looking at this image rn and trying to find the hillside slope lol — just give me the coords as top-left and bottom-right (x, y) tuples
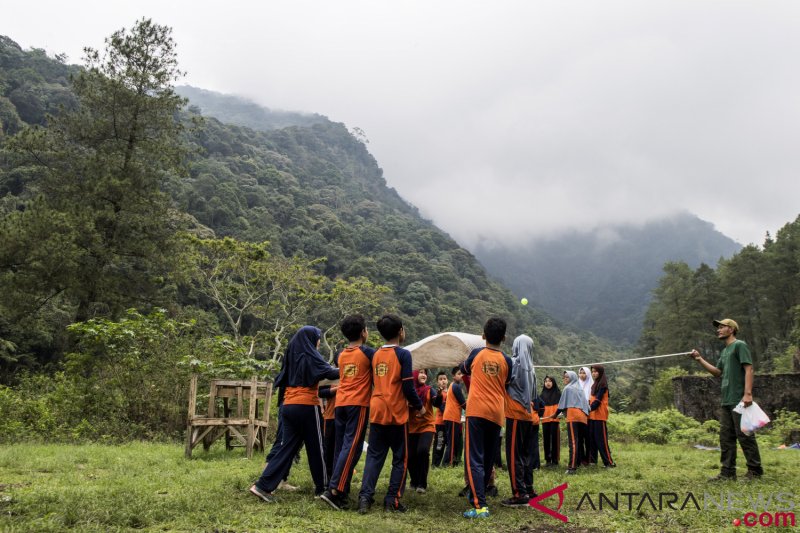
(0, 34), (622, 368)
(474, 213), (741, 344)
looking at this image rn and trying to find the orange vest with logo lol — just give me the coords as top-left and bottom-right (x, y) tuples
(369, 346), (410, 425)
(464, 348), (509, 427)
(336, 346), (373, 407)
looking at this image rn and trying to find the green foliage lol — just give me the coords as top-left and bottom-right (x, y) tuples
(62, 309), (195, 440)
(0, 21), (190, 373)
(181, 335), (279, 379)
(641, 215), (800, 373)
(0, 25), (625, 449)
(627, 408), (702, 444)
(762, 408), (800, 446)
(610, 409), (719, 446)
(648, 366), (689, 410)
(475, 214), (741, 344)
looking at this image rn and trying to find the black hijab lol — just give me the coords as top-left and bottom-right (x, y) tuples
(540, 375), (561, 406)
(590, 365), (608, 396)
(274, 326), (336, 388)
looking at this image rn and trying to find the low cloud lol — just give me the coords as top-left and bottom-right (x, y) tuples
(9, 1), (800, 247)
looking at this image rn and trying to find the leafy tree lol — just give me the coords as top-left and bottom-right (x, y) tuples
(184, 236), (329, 361)
(649, 366), (689, 410)
(1, 18), (188, 349)
(310, 276), (390, 359)
(641, 215), (800, 374)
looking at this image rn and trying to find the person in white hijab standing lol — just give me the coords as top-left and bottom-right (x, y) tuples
(552, 371), (589, 475)
(577, 367), (594, 466)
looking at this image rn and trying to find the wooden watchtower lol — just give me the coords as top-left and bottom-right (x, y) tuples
(185, 375), (273, 459)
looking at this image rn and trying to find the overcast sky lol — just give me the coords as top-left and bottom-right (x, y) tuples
(6, 1), (800, 248)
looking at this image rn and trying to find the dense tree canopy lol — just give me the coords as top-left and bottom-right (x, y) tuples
(0, 24), (619, 440)
(641, 215), (800, 372)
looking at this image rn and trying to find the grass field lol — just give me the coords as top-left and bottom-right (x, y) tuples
(0, 440), (797, 532)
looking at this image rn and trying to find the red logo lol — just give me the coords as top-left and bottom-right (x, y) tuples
(529, 482), (569, 522)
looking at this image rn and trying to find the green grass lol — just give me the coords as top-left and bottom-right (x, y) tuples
(0, 440), (796, 532)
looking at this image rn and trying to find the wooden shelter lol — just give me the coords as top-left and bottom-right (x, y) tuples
(185, 375), (273, 459)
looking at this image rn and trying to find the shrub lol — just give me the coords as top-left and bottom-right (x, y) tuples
(762, 408), (800, 447)
(629, 408), (701, 444)
(649, 366), (689, 410)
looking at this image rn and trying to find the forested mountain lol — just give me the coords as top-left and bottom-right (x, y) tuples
(474, 213), (741, 344)
(0, 27), (620, 392)
(176, 85), (326, 131)
(640, 216), (800, 373)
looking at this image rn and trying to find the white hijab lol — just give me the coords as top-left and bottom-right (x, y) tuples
(579, 366), (593, 402)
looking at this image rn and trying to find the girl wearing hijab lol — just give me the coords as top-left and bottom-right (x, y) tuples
(540, 376), (561, 467)
(548, 371), (589, 475)
(250, 326), (340, 503)
(408, 369), (442, 493)
(578, 367), (594, 401)
(501, 335), (539, 507)
(588, 365), (616, 468)
(578, 367), (593, 465)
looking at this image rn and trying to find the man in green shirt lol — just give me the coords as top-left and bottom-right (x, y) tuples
(690, 318), (763, 481)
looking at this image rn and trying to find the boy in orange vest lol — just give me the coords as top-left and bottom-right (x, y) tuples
(357, 314), (424, 514)
(459, 317), (513, 519)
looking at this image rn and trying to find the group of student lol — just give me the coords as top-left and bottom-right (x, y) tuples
(248, 314), (616, 519)
(540, 367), (616, 475)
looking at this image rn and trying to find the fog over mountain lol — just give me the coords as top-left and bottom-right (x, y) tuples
(7, 1), (800, 250)
(474, 212), (742, 344)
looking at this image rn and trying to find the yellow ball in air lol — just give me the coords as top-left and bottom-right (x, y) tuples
(521, 298), (528, 306)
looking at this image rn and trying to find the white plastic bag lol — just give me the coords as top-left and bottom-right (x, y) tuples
(733, 401), (770, 435)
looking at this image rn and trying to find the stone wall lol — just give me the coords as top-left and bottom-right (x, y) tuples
(672, 373), (800, 422)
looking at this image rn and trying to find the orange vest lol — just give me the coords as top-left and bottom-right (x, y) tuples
(369, 346), (410, 425)
(589, 389), (609, 421)
(464, 348), (509, 427)
(443, 382), (464, 423)
(409, 388), (436, 433)
(542, 404), (559, 422)
(504, 392), (530, 421)
(283, 385), (319, 406)
(565, 407), (588, 424)
(336, 346), (373, 407)
(435, 388), (447, 425)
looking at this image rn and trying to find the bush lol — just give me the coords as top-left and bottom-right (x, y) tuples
(673, 419), (719, 447)
(1, 309), (206, 443)
(630, 408), (701, 444)
(649, 366), (689, 410)
(0, 373), (81, 442)
(762, 408), (800, 447)
(609, 408), (720, 446)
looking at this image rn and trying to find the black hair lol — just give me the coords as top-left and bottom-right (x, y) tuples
(451, 366), (462, 376)
(483, 317), (507, 345)
(437, 371), (447, 379)
(340, 314), (367, 342)
(376, 314), (403, 341)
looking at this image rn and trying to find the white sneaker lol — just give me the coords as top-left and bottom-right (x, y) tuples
(278, 481), (299, 491)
